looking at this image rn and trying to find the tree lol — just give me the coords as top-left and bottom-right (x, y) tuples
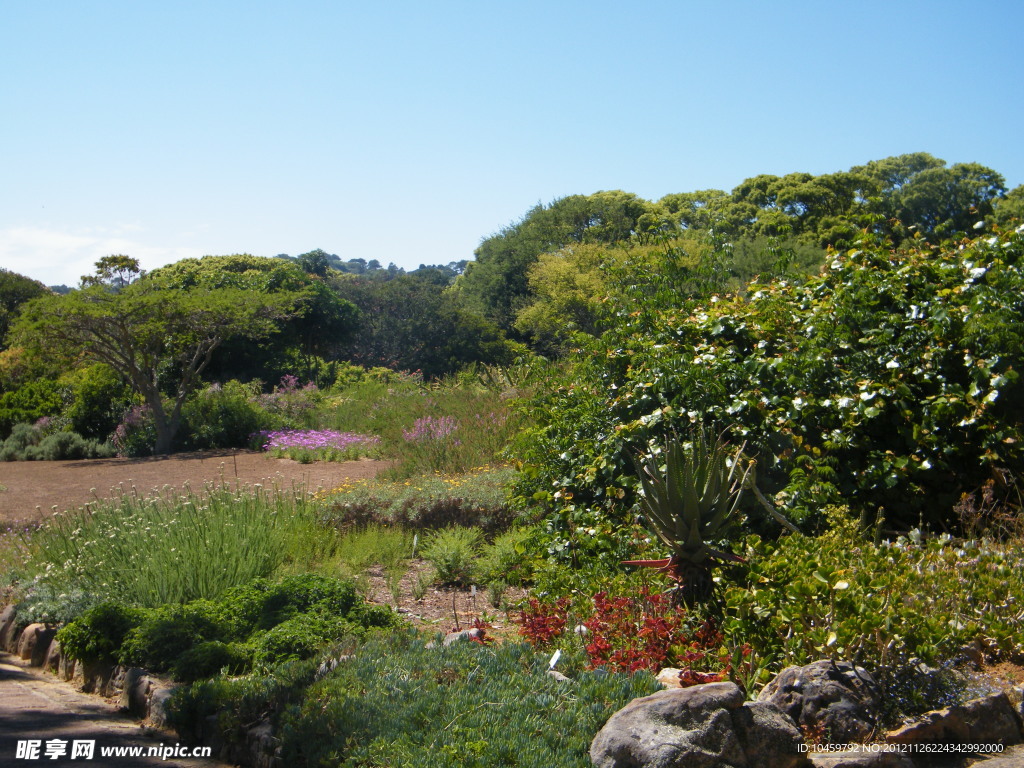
(14, 259), (300, 454)
(151, 254), (358, 384)
(0, 269), (48, 350)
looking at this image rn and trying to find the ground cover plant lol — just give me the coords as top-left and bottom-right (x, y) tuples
(170, 628), (662, 768)
(319, 466), (518, 534)
(258, 428), (381, 462)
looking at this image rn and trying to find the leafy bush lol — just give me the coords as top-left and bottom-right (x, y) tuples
(0, 378), (61, 439)
(258, 573), (360, 628)
(420, 526), (483, 586)
(59, 363), (135, 441)
(251, 614), (358, 665)
(476, 527), (538, 587)
(180, 380), (273, 450)
(52, 573), (393, 682)
(56, 603), (147, 665)
(171, 640), (253, 683)
(118, 600), (230, 671)
(520, 229), (1024, 540)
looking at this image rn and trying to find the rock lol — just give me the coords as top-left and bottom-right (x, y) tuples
(732, 700), (808, 768)
(117, 669), (152, 716)
(759, 660), (880, 744)
(441, 628), (484, 646)
(148, 686), (175, 728)
(960, 691), (1023, 745)
(17, 623), (57, 666)
(807, 748), (913, 768)
(43, 638), (62, 673)
(886, 691), (1022, 747)
(657, 668), (684, 689)
(886, 708), (969, 746)
(79, 660), (114, 695)
(0, 605), (18, 650)
(590, 681), (809, 768)
(58, 651), (76, 682)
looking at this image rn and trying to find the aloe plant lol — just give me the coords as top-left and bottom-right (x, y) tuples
(625, 428), (752, 606)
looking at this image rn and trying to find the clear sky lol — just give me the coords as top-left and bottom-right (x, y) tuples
(2, 1), (1022, 287)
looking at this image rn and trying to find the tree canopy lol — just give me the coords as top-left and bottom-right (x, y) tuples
(13, 257), (302, 453)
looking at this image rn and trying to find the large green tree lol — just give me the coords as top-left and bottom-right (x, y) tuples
(151, 254), (358, 384)
(14, 258), (300, 453)
(0, 269), (48, 350)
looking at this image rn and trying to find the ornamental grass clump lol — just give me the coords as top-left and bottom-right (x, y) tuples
(21, 484), (319, 607)
(258, 429), (381, 462)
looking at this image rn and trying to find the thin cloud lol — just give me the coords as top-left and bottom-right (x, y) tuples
(0, 226), (203, 286)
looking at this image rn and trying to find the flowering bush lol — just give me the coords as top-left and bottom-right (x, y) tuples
(112, 404), (158, 457)
(258, 429), (381, 462)
(258, 375), (322, 428)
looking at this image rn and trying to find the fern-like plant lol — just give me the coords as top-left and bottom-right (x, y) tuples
(625, 427), (752, 606)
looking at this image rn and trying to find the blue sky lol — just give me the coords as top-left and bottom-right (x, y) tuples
(3, 1), (1022, 287)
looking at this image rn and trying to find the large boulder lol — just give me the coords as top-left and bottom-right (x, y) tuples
(590, 681), (808, 768)
(758, 661), (880, 744)
(886, 691), (1022, 747)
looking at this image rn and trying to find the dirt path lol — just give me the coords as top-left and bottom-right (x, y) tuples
(0, 450), (388, 525)
(0, 652), (227, 767)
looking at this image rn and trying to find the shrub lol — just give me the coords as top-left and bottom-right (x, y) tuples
(476, 527), (538, 587)
(180, 380), (273, 450)
(0, 378), (61, 439)
(31, 431), (114, 460)
(56, 603), (147, 665)
(258, 573), (360, 628)
(59, 363), (135, 441)
(520, 228), (1024, 541)
(171, 640), (253, 683)
(118, 600), (230, 671)
(420, 526), (483, 586)
(251, 614), (358, 665)
(0, 423), (114, 461)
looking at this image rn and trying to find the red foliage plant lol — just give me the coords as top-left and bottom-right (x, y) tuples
(518, 588), (733, 680)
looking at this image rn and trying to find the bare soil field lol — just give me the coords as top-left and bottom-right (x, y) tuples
(0, 450), (388, 525)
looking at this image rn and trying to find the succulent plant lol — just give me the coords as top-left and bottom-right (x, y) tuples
(625, 427), (752, 605)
